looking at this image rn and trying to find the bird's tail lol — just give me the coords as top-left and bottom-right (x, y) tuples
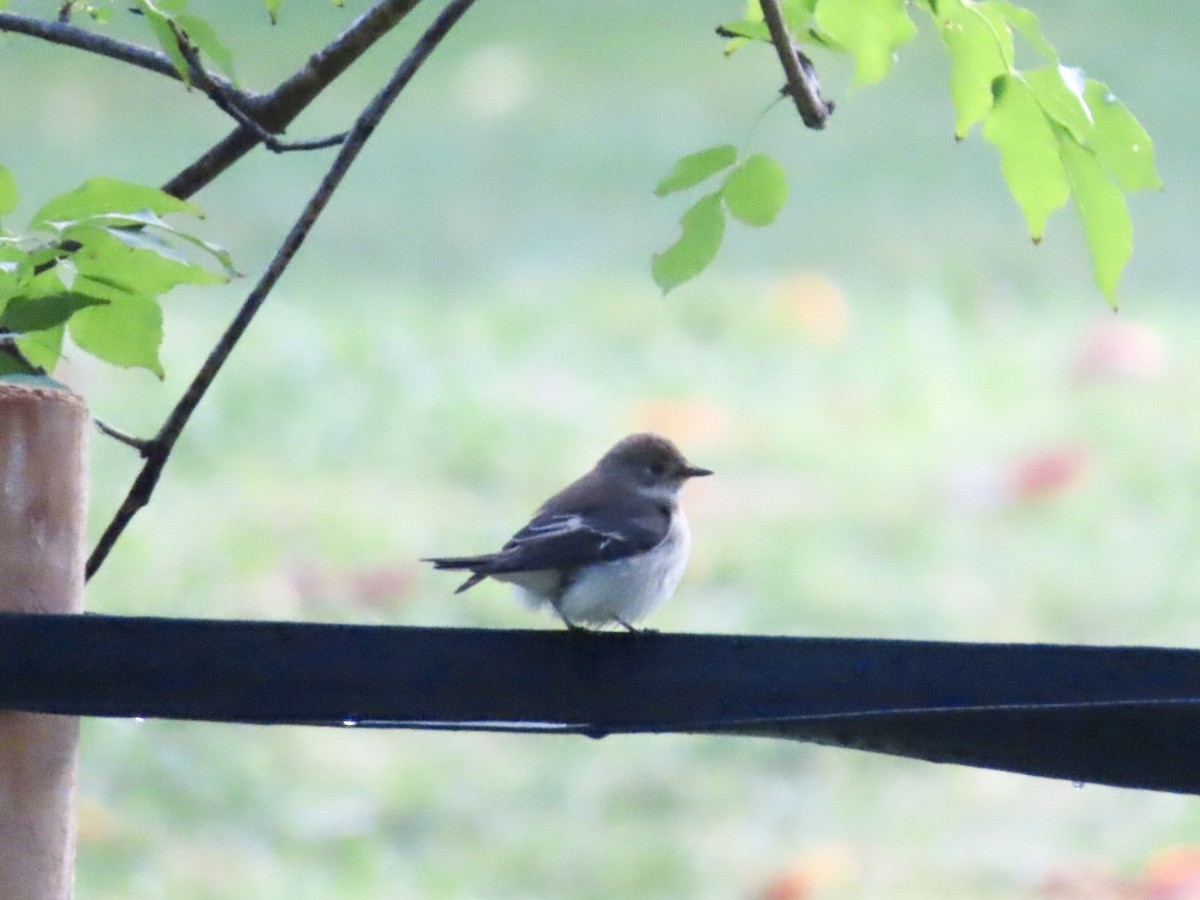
(422, 555), (495, 594)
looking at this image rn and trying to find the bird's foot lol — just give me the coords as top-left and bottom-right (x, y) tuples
(617, 619), (658, 635)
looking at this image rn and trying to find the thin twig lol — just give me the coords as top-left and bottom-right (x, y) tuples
(1, 5), (393, 160)
(757, 0), (833, 129)
(163, 0), (423, 199)
(260, 130), (350, 153)
(169, 22), (349, 153)
(94, 418), (154, 455)
(85, 0), (481, 580)
(0, 10), (241, 98)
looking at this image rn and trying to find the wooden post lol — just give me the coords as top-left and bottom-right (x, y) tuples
(0, 382), (88, 900)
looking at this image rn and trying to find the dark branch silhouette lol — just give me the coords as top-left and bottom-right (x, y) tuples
(85, 0), (480, 579)
(168, 21), (349, 153)
(162, 0), (424, 198)
(0, 10), (244, 104)
(758, 0), (833, 129)
(2, 1), (427, 194)
(93, 418), (153, 455)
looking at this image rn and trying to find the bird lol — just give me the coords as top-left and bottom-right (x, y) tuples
(424, 433), (712, 631)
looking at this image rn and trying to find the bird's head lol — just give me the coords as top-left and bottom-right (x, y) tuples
(596, 432), (712, 498)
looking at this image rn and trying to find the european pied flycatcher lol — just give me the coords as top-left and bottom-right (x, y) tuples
(425, 433), (711, 630)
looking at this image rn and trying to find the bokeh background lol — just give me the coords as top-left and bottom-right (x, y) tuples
(6, 0), (1200, 896)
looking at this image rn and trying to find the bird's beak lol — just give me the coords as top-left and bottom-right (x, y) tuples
(683, 464), (713, 479)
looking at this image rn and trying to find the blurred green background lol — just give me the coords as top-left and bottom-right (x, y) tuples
(6, 0), (1200, 896)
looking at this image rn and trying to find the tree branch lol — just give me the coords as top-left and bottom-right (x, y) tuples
(1, 3), (419, 184)
(168, 22), (349, 154)
(94, 418), (154, 455)
(86, 0), (480, 580)
(757, 0), (833, 129)
(0, 10), (244, 102)
(162, 0), (424, 199)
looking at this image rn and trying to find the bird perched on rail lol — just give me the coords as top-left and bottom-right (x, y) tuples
(424, 433), (712, 631)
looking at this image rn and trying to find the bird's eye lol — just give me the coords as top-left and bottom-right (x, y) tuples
(647, 462), (665, 477)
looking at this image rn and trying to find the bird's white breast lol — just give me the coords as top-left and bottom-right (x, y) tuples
(553, 507), (692, 626)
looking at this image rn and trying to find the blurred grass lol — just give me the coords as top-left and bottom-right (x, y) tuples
(73, 277), (1200, 898)
(4, 0), (1200, 896)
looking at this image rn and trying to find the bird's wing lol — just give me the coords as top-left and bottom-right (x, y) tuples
(479, 496), (671, 576)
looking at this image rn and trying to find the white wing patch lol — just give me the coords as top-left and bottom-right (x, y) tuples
(513, 514), (584, 539)
(592, 527), (627, 552)
(511, 513), (628, 552)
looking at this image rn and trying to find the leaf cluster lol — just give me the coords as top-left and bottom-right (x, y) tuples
(0, 170), (234, 377)
(941, 0), (1161, 304)
(653, 148), (788, 293)
(656, 0), (1161, 304)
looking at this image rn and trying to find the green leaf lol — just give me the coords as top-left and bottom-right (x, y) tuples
(135, 0), (190, 83)
(655, 146), (738, 197)
(722, 154), (788, 226)
(933, 0), (1013, 138)
(652, 193), (726, 294)
(18, 247), (67, 286)
(177, 12), (238, 86)
(67, 283), (164, 377)
(0, 293), (109, 334)
(722, 35), (752, 55)
(15, 324), (64, 373)
(1058, 137), (1131, 307)
(102, 224), (191, 264)
(56, 258), (79, 291)
(815, 0), (918, 86)
(1024, 65), (1092, 144)
(1084, 80), (1162, 192)
(0, 265), (15, 307)
(0, 166), (16, 217)
(782, 0), (820, 27)
(263, 0), (282, 23)
(989, 0), (1057, 62)
(85, 210), (238, 277)
(982, 74), (1069, 241)
(718, 19), (770, 46)
(32, 177), (201, 227)
(65, 225), (226, 294)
